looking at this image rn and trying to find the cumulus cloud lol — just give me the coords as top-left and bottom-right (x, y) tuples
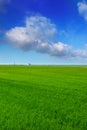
(6, 15), (57, 51)
(6, 15), (87, 59)
(77, 1), (87, 20)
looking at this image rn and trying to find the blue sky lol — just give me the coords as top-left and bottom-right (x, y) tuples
(0, 0), (87, 64)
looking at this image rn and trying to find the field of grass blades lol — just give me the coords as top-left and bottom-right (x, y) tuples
(0, 65), (87, 130)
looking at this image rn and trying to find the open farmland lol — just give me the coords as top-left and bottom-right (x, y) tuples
(0, 65), (87, 130)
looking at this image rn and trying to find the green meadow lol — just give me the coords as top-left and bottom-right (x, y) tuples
(0, 65), (87, 130)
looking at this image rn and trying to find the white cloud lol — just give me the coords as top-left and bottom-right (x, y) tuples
(6, 15), (87, 60)
(77, 1), (87, 20)
(6, 15), (57, 50)
(50, 42), (72, 57)
(71, 50), (87, 60)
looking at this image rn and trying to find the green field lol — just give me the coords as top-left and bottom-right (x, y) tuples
(0, 65), (87, 130)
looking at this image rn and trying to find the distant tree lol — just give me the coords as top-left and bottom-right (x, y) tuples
(28, 63), (31, 66)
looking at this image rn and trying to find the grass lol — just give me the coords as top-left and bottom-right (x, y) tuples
(0, 65), (87, 130)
